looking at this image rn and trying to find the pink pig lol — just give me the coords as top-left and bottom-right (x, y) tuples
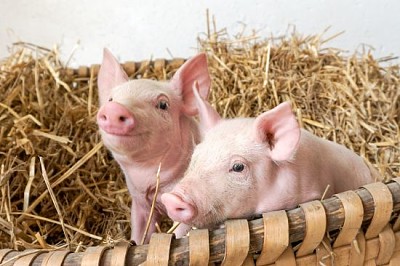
(96, 49), (210, 243)
(161, 86), (378, 229)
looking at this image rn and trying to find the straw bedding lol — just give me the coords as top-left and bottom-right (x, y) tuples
(0, 27), (399, 250)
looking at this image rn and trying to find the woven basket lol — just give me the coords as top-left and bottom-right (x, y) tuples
(0, 177), (398, 265)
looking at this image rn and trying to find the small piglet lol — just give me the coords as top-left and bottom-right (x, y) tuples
(96, 49), (210, 243)
(161, 87), (378, 229)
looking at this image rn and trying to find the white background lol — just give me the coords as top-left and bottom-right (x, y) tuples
(1, 0), (399, 67)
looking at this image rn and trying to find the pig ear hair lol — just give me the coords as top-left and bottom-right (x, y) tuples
(193, 81), (221, 134)
(254, 101), (300, 161)
(97, 48), (129, 106)
(170, 53), (211, 116)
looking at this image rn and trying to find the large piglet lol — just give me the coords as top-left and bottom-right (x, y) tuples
(162, 86), (378, 229)
(97, 49), (210, 243)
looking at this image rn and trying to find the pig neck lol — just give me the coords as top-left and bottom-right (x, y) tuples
(257, 129), (372, 213)
(115, 116), (199, 195)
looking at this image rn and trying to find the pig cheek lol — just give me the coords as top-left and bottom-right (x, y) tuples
(227, 170), (250, 185)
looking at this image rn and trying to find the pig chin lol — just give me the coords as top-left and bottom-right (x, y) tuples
(101, 130), (149, 156)
(190, 209), (226, 229)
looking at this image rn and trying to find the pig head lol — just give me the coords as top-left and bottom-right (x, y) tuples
(97, 49), (210, 243)
(162, 94), (377, 229)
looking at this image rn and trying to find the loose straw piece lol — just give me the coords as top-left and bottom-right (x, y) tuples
(140, 162), (162, 245)
(39, 157), (70, 244)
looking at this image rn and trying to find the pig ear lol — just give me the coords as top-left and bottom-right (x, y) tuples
(193, 81), (221, 134)
(97, 48), (129, 106)
(170, 53), (211, 116)
(253, 102), (300, 161)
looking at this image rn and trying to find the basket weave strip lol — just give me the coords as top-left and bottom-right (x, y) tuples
(256, 210), (289, 265)
(376, 225), (396, 264)
(40, 250), (71, 266)
(296, 201), (327, 257)
(80, 246), (109, 266)
(333, 191), (364, 248)
(145, 233), (173, 265)
(349, 231), (366, 265)
(221, 219), (250, 265)
(274, 246), (296, 266)
(12, 249), (47, 266)
(363, 182), (393, 239)
(110, 242), (130, 266)
(188, 229), (209, 265)
(0, 249), (13, 263)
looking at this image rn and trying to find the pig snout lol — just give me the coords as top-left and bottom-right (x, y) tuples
(161, 193), (197, 224)
(97, 102), (135, 136)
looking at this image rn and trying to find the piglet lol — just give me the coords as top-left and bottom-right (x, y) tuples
(161, 86), (378, 229)
(96, 49), (210, 243)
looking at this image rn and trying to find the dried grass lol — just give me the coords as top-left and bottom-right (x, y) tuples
(0, 25), (399, 250)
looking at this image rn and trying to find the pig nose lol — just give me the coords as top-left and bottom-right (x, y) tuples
(97, 102), (135, 135)
(161, 193), (197, 223)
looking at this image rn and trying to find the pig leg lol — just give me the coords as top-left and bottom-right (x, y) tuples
(131, 200), (160, 244)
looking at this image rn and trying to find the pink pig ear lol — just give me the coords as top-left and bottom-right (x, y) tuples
(170, 53), (211, 116)
(97, 48), (129, 106)
(193, 81), (221, 134)
(253, 102), (300, 161)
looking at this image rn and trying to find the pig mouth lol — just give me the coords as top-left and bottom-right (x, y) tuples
(190, 205), (226, 229)
(101, 128), (149, 138)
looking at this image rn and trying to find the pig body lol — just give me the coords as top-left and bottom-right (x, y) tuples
(162, 97), (378, 229)
(97, 49), (211, 243)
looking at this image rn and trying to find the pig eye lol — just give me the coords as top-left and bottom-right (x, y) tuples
(156, 100), (169, 110)
(108, 97), (113, 102)
(231, 163), (245, 173)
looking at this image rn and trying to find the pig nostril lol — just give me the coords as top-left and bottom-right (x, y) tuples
(100, 114), (107, 121)
(119, 116), (126, 122)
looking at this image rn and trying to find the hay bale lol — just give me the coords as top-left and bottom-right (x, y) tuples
(0, 27), (399, 250)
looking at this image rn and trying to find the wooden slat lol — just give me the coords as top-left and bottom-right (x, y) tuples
(349, 232), (366, 265)
(363, 182), (393, 239)
(189, 229), (210, 266)
(333, 191), (364, 248)
(376, 225), (396, 264)
(0, 249), (13, 263)
(41, 250), (71, 266)
(296, 201), (326, 257)
(256, 210), (289, 265)
(81, 246), (109, 266)
(111, 242), (130, 266)
(145, 233), (173, 265)
(275, 246), (296, 266)
(13, 250), (47, 266)
(221, 219), (250, 266)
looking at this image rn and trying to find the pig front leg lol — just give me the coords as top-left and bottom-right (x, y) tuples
(131, 199), (160, 244)
(173, 223), (193, 238)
